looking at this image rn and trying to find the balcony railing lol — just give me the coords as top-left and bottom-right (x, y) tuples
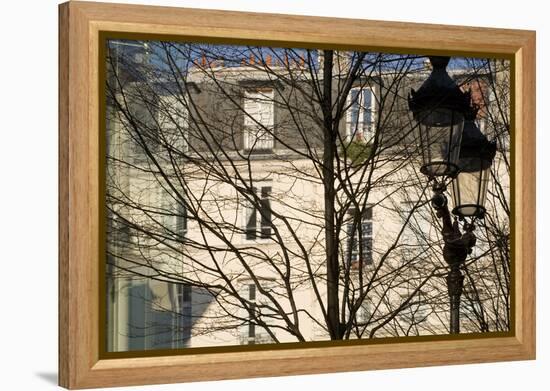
(244, 126), (274, 152)
(238, 333), (274, 345)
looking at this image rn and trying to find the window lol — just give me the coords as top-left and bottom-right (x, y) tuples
(124, 94), (187, 162)
(175, 202), (187, 239)
(247, 284), (256, 341)
(162, 194), (187, 240)
(239, 281), (274, 345)
(346, 207), (373, 266)
(158, 95), (188, 153)
(126, 100), (160, 161)
(346, 86), (376, 142)
(243, 90), (274, 151)
(174, 283), (192, 348)
(244, 185), (272, 240)
(108, 209), (133, 246)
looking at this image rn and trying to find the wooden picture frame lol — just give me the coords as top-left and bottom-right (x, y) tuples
(59, 1), (536, 389)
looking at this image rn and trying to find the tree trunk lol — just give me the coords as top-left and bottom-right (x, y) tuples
(322, 50), (341, 340)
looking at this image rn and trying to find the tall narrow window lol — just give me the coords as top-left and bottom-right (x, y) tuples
(244, 185), (272, 240)
(126, 100), (160, 161)
(346, 207), (373, 267)
(346, 86), (376, 142)
(158, 95), (188, 154)
(175, 202), (187, 239)
(245, 187), (257, 240)
(247, 284), (256, 343)
(260, 187), (272, 238)
(239, 283), (258, 345)
(174, 283), (192, 348)
(109, 210), (132, 246)
(243, 90), (274, 151)
(163, 194), (187, 240)
(239, 281), (274, 345)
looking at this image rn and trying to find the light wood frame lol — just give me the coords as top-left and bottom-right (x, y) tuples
(59, 1), (536, 389)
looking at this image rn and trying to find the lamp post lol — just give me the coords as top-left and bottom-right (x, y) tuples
(408, 56), (496, 334)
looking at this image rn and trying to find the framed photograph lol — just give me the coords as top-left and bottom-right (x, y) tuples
(59, 1), (536, 389)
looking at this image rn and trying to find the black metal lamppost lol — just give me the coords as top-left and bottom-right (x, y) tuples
(408, 56), (497, 334)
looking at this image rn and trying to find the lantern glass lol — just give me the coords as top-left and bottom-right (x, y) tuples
(451, 157), (491, 218)
(417, 108), (464, 177)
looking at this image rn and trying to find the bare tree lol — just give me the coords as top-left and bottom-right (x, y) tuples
(458, 58), (511, 332)
(104, 41), (510, 350)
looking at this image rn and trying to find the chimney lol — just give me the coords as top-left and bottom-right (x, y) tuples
(423, 58), (432, 70)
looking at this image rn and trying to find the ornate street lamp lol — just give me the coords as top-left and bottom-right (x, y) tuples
(451, 108), (497, 219)
(409, 56), (472, 179)
(408, 56), (496, 334)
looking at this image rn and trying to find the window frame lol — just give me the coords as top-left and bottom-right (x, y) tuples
(346, 206), (374, 267)
(243, 184), (273, 241)
(243, 89), (275, 151)
(345, 85), (376, 143)
(173, 283), (192, 348)
(157, 94), (189, 154)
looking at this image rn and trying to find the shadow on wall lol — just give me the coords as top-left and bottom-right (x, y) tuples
(116, 280), (215, 351)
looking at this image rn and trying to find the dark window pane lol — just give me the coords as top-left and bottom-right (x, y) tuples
(249, 284), (256, 301)
(176, 202), (187, 238)
(248, 302), (256, 338)
(260, 186), (272, 238)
